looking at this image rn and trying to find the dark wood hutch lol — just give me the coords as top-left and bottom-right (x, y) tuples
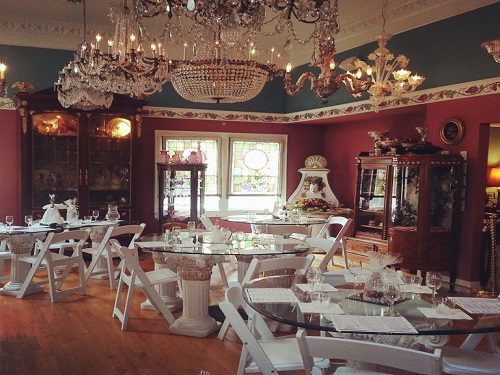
(344, 153), (465, 287)
(15, 88), (144, 221)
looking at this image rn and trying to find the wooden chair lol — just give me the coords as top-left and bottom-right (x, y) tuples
(17, 230), (90, 302)
(83, 224), (146, 289)
(296, 329), (442, 375)
(218, 254), (314, 340)
(219, 285), (329, 375)
(111, 241), (180, 330)
(442, 317), (500, 374)
(313, 216), (352, 269)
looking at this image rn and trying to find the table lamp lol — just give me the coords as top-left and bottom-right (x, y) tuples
(487, 166), (500, 211)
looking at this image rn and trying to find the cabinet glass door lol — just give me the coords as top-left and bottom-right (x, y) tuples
(31, 112), (79, 208)
(357, 167), (387, 239)
(391, 166), (420, 228)
(88, 115), (131, 207)
(429, 165), (457, 230)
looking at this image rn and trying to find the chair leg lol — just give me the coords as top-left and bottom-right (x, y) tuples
(17, 262), (41, 299)
(218, 262), (229, 288)
(113, 275), (126, 319)
(77, 259), (87, 295)
(46, 265), (59, 303)
(217, 320), (231, 340)
(106, 252), (117, 289)
(121, 284), (135, 330)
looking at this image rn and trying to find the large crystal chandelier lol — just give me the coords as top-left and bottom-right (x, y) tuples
(55, 1), (113, 110)
(354, 0), (425, 106)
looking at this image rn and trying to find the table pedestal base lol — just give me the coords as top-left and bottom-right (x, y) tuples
(169, 279), (220, 337)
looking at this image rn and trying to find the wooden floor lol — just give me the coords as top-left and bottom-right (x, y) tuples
(0, 255), (491, 375)
(0, 257), (243, 375)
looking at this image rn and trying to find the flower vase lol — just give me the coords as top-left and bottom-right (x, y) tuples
(363, 269), (387, 303)
(105, 205), (120, 222)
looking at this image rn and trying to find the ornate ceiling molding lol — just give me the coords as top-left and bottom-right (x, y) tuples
(142, 77), (499, 124)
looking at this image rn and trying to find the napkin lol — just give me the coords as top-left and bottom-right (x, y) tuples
(245, 288), (300, 303)
(399, 285), (433, 294)
(296, 283), (338, 292)
(64, 198), (79, 223)
(418, 307), (472, 320)
(299, 302), (344, 314)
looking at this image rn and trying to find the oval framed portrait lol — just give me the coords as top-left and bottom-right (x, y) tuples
(440, 118), (465, 145)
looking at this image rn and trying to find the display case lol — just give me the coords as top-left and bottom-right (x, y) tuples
(157, 163), (206, 231)
(345, 154), (464, 286)
(16, 89), (144, 220)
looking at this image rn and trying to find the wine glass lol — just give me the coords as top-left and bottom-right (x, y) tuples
(384, 283), (400, 315)
(348, 261), (363, 289)
(24, 214), (33, 228)
(426, 272), (442, 302)
(306, 267), (321, 290)
(187, 221), (196, 232)
(92, 210), (99, 221)
(5, 215), (14, 231)
(172, 226), (181, 243)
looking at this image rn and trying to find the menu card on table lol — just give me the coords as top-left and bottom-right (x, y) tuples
(447, 297), (500, 314)
(329, 315), (418, 334)
(399, 285), (433, 294)
(296, 283), (338, 292)
(418, 307), (472, 320)
(245, 288), (300, 303)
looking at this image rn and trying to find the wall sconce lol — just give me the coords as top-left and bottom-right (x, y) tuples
(486, 166), (500, 211)
(0, 62), (7, 97)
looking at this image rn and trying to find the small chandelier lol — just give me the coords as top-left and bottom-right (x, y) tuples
(354, 0), (425, 106)
(55, 1), (113, 110)
(481, 40), (500, 63)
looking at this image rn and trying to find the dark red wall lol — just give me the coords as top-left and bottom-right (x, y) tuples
(0, 109), (21, 221)
(131, 118), (325, 232)
(322, 94), (500, 283)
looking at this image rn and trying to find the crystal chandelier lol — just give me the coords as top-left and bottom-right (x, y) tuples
(55, 1), (113, 110)
(481, 40), (500, 63)
(354, 0), (425, 106)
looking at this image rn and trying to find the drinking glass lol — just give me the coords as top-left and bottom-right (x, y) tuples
(306, 267), (321, 289)
(24, 215), (33, 228)
(384, 283), (400, 315)
(92, 210), (99, 221)
(320, 292), (331, 307)
(5, 215), (14, 231)
(348, 262), (363, 288)
(172, 226), (182, 243)
(426, 272), (442, 302)
(83, 215), (92, 223)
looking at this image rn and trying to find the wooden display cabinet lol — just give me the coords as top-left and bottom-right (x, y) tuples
(16, 89), (144, 221)
(345, 154), (465, 286)
(157, 163), (206, 231)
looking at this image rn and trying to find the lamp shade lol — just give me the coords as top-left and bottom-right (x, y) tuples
(487, 166), (500, 187)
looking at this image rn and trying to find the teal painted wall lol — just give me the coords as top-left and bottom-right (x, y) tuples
(0, 3), (498, 113)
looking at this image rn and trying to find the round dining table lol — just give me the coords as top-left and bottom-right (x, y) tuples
(136, 232), (310, 338)
(242, 274), (500, 349)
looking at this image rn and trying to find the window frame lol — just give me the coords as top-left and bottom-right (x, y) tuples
(154, 129), (287, 217)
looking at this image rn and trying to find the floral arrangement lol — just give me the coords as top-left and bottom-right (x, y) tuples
(366, 251), (402, 271)
(11, 81), (34, 92)
(287, 198), (332, 212)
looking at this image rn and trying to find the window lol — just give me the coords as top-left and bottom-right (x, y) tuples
(155, 130), (287, 216)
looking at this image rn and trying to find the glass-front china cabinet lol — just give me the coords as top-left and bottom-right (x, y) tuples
(16, 89), (143, 220)
(157, 163), (206, 231)
(345, 154), (464, 287)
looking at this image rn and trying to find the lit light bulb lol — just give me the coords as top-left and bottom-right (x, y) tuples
(0, 62), (6, 80)
(329, 60), (335, 70)
(286, 62), (292, 73)
(366, 66), (373, 76)
(355, 69), (362, 79)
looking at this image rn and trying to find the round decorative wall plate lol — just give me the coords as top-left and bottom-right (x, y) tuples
(440, 118), (465, 145)
(305, 155), (327, 168)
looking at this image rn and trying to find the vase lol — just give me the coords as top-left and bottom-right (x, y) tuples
(105, 204), (120, 222)
(363, 269), (387, 302)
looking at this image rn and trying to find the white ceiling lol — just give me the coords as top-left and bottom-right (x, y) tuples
(0, 0), (496, 65)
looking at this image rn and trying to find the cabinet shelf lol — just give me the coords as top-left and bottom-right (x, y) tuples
(360, 224), (384, 230)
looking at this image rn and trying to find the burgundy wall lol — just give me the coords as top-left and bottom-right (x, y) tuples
(132, 118), (325, 233)
(0, 109), (21, 221)
(322, 94), (500, 283)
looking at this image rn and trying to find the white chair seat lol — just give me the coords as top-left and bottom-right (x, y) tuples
(334, 367), (390, 374)
(442, 346), (500, 375)
(20, 252), (75, 264)
(124, 268), (179, 287)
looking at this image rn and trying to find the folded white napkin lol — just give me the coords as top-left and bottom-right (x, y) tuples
(418, 307), (472, 320)
(299, 302), (344, 314)
(296, 283), (338, 292)
(245, 288), (300, 303)
(399, 285), (433, 294)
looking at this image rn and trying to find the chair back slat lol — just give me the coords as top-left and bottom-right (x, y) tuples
(242, 254), (314, 284)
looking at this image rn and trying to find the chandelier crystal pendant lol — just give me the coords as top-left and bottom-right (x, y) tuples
(354, 0), (425, 107)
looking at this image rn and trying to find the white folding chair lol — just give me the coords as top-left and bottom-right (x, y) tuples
(0, 240), (11, 283)
(17, 230), (89, 302)
(442, 316), (500, 374)
(218, 254), (314, 340)
(314, 216), (352, 269)
(83, 224), (146, 289)
(111, 241), (180, 330)
(305, 237), (339, 273)
(200, 214), (214, 230)
(219, 285), (329, 375)
(296, 329), (442, 375)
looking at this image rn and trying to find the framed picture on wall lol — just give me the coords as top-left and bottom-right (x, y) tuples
(440, 118), (465, 145)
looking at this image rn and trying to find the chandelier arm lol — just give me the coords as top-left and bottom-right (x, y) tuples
(283, 71), (316, 96)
